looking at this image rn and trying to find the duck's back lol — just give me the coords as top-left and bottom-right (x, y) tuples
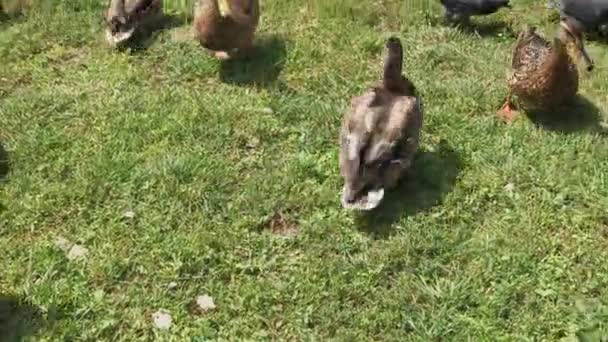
(511, 28), (550, 71)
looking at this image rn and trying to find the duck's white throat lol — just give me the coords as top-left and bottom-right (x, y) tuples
(106, 27), (136, 45)
(342, 187), (385, 211)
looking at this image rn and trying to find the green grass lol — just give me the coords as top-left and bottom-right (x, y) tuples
(2, 0), (608, 340)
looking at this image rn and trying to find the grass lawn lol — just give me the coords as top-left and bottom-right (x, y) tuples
(2, 0), (608, 340)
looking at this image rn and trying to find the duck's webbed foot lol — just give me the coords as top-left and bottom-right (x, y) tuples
(497, 95), (519, 122)
(213, 51), (231, 60)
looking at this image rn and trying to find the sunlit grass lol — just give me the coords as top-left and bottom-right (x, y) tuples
(1, 0), (608, 340)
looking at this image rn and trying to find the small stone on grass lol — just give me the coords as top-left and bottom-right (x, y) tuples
(196, 294), (216, 312)
(122, 209), (136, 219)
(67, 244), (88, 261)
(152, 310), (172, 330)
(54, 236), (89, 261)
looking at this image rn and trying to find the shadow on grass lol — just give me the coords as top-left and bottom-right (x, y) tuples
(0, 11), (11, 22)
(0, 295), (44, 341)
(428, 11), (515, 38)
(460, 20), (516, 38)
(117, 13), (185, 52)
(526, 95), (608, 134)
(1, 143), (9, 214)
(356, 140), (462, 239)
(219, 36), (287, 87)
(0, 1), (27, 22)
(0, 10), (23, 25)
(0, 142), (8, 182)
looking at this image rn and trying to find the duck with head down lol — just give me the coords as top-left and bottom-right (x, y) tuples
(498, 16), (595, 122)
(193, 0), (259, 60)
(339, 37), (423, 211)
(104, 0), (163, 47)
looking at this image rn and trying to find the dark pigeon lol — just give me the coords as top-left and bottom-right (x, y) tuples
(549, 0), (608, 35)
(440, 0), (511, 24)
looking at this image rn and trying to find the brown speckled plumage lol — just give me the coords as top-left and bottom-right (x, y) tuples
(507, 26), (578, 111)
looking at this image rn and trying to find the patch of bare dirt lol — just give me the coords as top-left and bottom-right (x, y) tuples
(263, 213), (299, 237)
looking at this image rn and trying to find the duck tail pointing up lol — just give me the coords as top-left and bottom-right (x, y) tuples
(383, 37), (406, 93)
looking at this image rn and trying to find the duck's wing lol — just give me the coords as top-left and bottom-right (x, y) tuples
(440, 0), (478, 13)
(363, 95), (421, 165)
(340, 92), (376, 179)
(365, 94), (422, 189)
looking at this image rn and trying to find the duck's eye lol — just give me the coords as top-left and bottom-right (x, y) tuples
(110, 21), (119, 33)
(377, 159), (391, 169)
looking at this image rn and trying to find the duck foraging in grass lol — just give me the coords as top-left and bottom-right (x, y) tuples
(439, 0), (511, 25)
(104, 0), (163, 47)
(498, 17), (594, 122)
(193, 0), (260, 60)
(339, 37), (423, 211)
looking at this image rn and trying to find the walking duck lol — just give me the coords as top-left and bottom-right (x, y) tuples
(498, 17), (594, 122)
(339, 37), (423, 210)
(193, 0), (260, 59)
(104, 0), (163, 47)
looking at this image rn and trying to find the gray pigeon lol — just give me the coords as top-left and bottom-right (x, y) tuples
(439, 0), (511, 24)
(549, 0), (608, 35)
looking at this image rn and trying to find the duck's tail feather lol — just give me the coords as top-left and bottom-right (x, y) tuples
(383, 37), (404, 92)
(383, 37), (416, 95)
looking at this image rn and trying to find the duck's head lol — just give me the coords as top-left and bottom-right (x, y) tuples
(339, 137), (387, 211)
(104, 0), (136, 46)
(105, 0), (159, 46)
(339, 126), (387, 211)
(558, 16), (594, 71)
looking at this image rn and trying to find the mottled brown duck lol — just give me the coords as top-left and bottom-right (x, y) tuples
(498, 17), (594, 122)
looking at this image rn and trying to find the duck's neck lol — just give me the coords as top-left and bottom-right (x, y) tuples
(383, 43), (416, 95)
(547, 37), (574, 72)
